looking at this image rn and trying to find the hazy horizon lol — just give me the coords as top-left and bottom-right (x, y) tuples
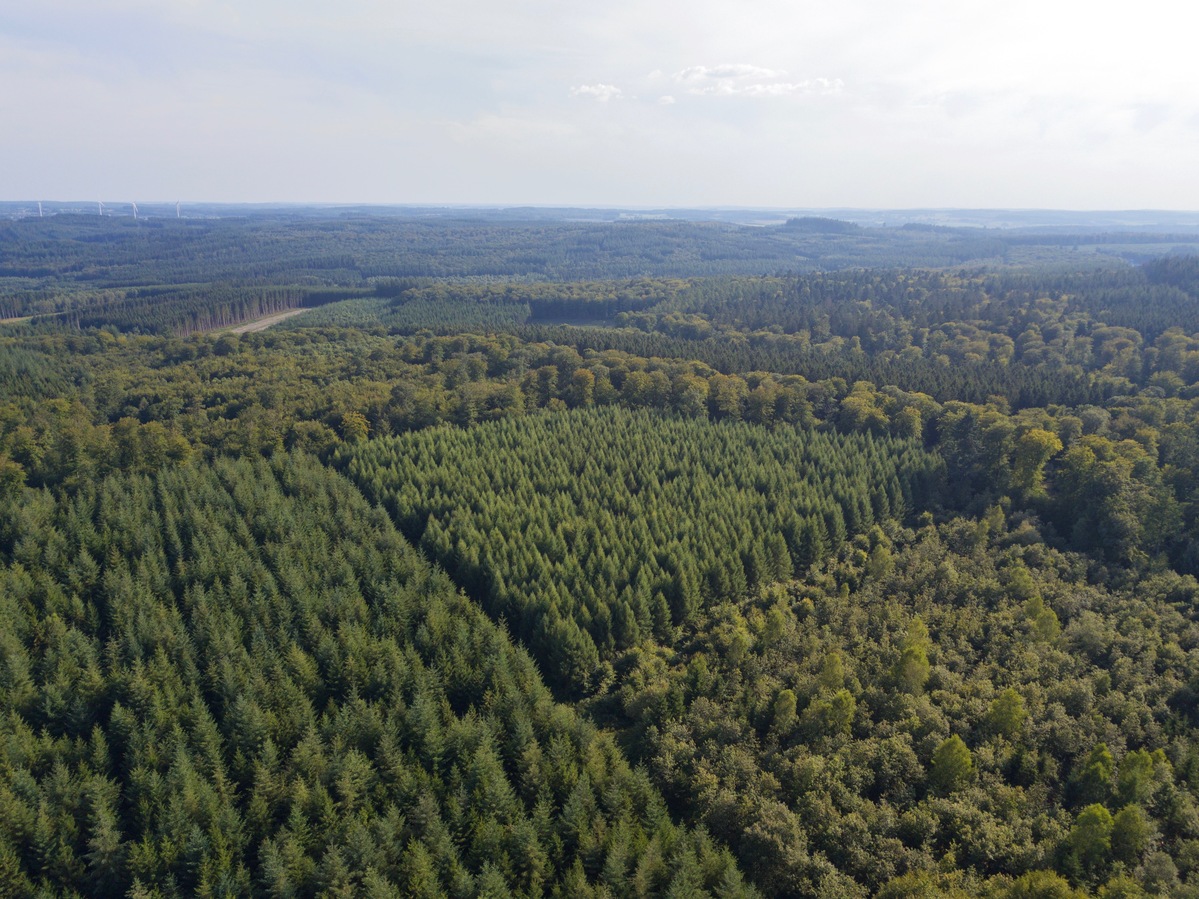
(7, 202), (1199, 231)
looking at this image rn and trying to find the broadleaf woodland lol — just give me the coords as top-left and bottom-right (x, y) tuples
(4, 211), (1199, 897)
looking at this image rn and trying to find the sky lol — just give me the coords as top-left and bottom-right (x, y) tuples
(2, 0), (1196, 209)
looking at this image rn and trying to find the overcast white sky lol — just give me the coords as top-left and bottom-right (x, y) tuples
(2, 0), (1196, 208)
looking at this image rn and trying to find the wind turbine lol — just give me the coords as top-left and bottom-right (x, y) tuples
(38, 202), (43, 218)
(98, 201), (105, 216)
(176, 201), (181, 219)
(131, 202), (138, 220)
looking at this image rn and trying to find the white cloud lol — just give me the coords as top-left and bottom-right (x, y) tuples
(658, 95), (676, 105)
(675, 63), (783, 83)
(571, 83), (623, 102)
(740, 78), (844, 97)
(672, 64), (842, 98)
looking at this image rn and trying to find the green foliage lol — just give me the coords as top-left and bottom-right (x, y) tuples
(604, 513), (1199, 895)
(0, 455), (753, 897)
(1011, 428), (1063, 497)
(1110, 806), (1151, 867)
(800, 688), (856, 739)
(1116, 750), (1158, 807)
(1005, 870), (1088, 899)
(0, 213), (1054, 321)
(985, 688), (1027, 739)
(1098, 874), (1148, 899)
(279, 294), (534, 333)
(1074, 744), (1116, 806)
(1068, 804), (1114, 878)
(11, 216), (1199, 898)
(338, 409), (370, 443)
(1024, 595), (1062, 643)
(770, 689), (799, 738)
(929, 736), (975, 795)
(876, 869), (973, 898)
(339, 405), (938, 692)
(893, 618), (932, 694)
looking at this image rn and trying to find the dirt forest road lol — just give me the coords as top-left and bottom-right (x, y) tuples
(229, 308), (309, 333)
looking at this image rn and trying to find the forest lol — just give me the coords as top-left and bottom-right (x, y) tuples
(5, 209), (1199, 897)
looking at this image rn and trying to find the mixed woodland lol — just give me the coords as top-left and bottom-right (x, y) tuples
(5, 212), (1199, 897)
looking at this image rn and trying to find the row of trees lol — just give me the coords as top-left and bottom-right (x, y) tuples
(61, 286), (370, 336)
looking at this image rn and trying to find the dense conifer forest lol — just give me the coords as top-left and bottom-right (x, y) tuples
(5, 210), (1199, 897)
